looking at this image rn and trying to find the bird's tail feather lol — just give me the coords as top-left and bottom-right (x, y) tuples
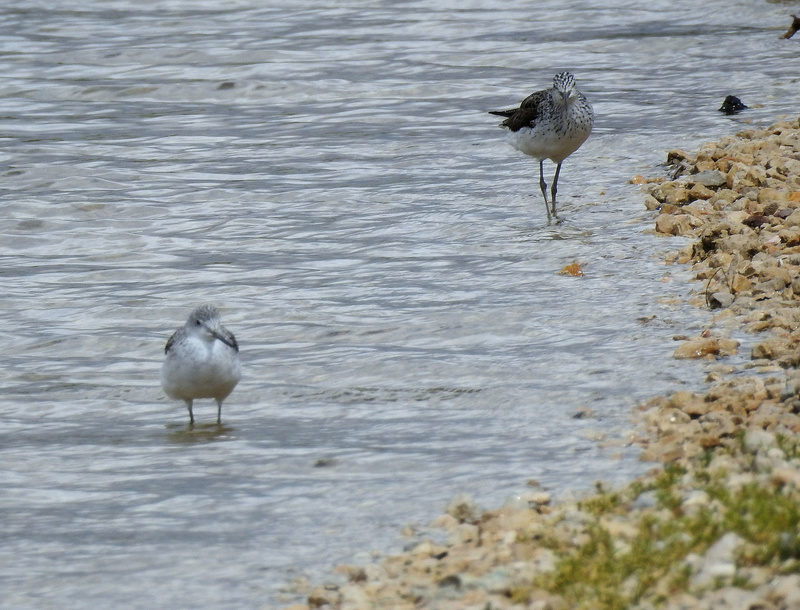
(488, 109), (516, 117)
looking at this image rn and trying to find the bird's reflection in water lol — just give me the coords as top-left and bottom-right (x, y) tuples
(166, 422), (233, 444)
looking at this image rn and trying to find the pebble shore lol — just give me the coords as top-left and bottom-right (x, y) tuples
(284, 117), (800, 610)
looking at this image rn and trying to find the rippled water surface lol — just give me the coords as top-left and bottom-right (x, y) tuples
(2, 0), (799, 607)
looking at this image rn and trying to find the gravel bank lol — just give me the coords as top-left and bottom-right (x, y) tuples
(285, 118), (800, 610)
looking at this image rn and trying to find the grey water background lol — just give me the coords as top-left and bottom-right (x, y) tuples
(1, 0), (799, 607)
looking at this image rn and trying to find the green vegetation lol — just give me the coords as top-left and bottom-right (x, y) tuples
(523, 460), (800, 609)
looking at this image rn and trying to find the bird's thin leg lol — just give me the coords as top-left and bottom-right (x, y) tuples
(186, 400), (195, 425)
(538, 159), (551, 222)
(551, 162), (563, 220)
(216, 402), (222, 425)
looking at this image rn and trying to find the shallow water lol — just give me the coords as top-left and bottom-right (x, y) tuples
(1, 0), (799, 607)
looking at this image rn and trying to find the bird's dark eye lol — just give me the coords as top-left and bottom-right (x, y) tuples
(196, 320), (202, 326)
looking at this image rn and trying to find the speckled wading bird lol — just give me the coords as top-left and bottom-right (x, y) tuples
(161, 305), (241, 425)
(490, 72), (594, 222)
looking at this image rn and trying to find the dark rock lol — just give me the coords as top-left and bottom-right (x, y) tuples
(438, 575), (461, 589)
(743, 214), (771, 228)
(718, 95), (748, 115)
(781, 14), (800, 39)
(692, 170), (728, 189)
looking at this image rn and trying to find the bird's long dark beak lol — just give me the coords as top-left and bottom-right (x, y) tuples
(215, 332), (237, 349)
(203, 323), (237, 349)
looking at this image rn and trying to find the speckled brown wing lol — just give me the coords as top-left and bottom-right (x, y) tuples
(164, 331), (177, 355)
(518, 89), (548, 109)
(498, 107), (540, 132)
(489, 90), (547, 133)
